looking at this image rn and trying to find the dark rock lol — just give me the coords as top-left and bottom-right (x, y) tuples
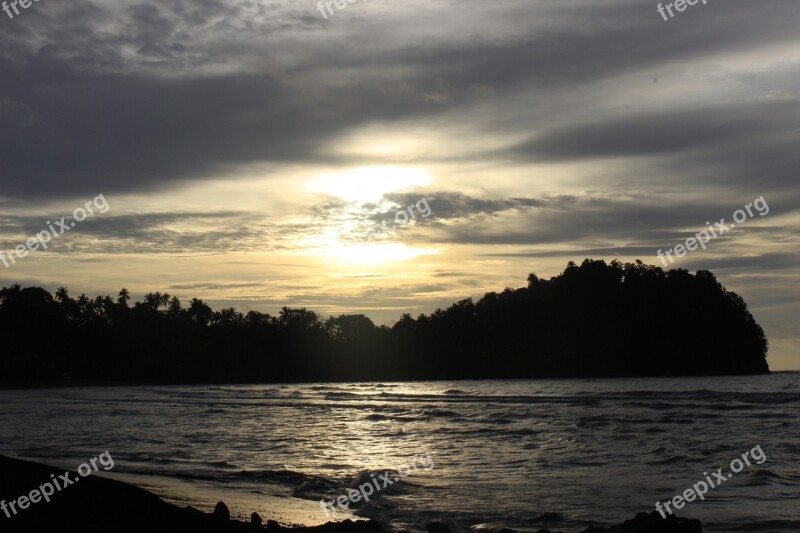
(581, 511), (702, 533)
(426, 522), (450, 533)
(251, 512), (263, 527)
(213, 501), (231, 521)
(535, 513), (564, 523)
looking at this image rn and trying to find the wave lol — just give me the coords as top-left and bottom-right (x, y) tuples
(740, 469), (793, 486)
(651, 455), (687, 465)
(363, 413), (420, 422)
(526, 512), (566, 523)
(715, 519), (800, 531)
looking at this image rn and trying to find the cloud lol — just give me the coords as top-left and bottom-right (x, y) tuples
(508, 101), (800, 161)
(2, 0), (799, 200)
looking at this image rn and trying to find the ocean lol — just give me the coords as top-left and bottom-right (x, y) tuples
(1, 374), (798, 532)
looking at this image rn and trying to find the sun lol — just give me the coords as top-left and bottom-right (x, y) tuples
(309, 166), (431, 203)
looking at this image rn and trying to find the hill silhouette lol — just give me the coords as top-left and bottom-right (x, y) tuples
(0, 259), (768, 385)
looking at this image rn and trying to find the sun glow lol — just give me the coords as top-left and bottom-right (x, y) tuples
(300, 166), (439, 266)
(302, 230), (439, 267)
(323, 242), (439, 266)
(309, 166), (432, 203)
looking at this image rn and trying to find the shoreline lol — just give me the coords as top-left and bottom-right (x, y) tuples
(103, 469), (353, 526)
(0, 455), (703, 533)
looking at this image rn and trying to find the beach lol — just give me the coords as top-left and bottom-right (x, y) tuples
(1, 454), (706, 532)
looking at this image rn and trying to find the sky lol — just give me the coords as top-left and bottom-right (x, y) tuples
(0, 0), (798, 370)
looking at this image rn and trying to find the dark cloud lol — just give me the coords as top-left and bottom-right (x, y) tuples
(384, 192), (544, 220)
(676, 252), (800, 273)
(0, 70), (334, 197)
(2, 0), (800, 199)
(0, 210), (305, 254)
(413, 192), (762, 246)
(508, 102), (800, 161)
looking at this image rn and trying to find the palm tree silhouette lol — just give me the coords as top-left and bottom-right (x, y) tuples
(55, 286), (70, 303)
(118, 288), (130, 307)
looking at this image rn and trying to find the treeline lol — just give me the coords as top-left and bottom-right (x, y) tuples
(0, 259), (769, 384)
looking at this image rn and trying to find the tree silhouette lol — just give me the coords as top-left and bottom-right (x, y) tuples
(55, 287), (70, 303)
(0, 260), (770, 384)
(118, 288), (130, 307)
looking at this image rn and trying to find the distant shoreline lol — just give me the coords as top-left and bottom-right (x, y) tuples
(1, 262), (771, 384)
(3, 371), (793, 391)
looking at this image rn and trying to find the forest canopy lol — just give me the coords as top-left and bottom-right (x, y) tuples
(0, 259), (769, 385)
